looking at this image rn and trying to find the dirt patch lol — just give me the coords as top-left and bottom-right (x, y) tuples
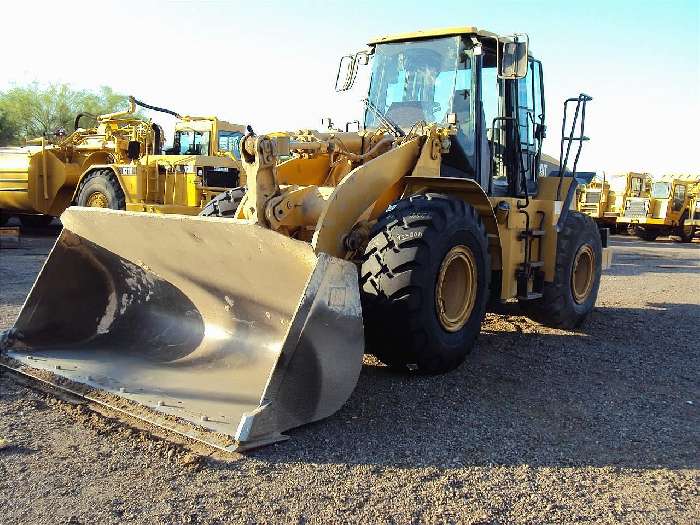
(1, 232), (698, 524)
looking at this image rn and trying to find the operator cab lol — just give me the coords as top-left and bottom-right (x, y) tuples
(168, 119), (245, 160)
(346, 28), (546, 200)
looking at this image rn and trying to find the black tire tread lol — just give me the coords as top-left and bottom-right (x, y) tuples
(675, 214), (695, 243)
(520, 211), (602, 329)
(199, 187), (246, 217)
(75, 169), (126, 210)
(637, 228), (659, 242)
(360, 193), (491, 374)
(18, 214), (54, 227)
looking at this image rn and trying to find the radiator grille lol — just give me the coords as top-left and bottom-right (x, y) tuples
(623, 199), (648, 219)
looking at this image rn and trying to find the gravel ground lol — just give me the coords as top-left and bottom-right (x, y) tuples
(0, 230), (698, 524)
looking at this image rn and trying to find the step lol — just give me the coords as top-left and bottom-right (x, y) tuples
(519, 261), (544, 270)
(519, 229), (546, 239)
(517, 292), (543, 301)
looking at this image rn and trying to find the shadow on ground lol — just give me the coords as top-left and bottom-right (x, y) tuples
(241, 302), (699, 471)
(612, 234), (700, 249)
(608, 236), (700, 277)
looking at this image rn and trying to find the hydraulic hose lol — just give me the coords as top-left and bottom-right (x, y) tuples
(132, 98), (182, 119)
(74, 112), (97, 130)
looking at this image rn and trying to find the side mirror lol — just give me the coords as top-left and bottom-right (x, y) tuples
(335, 55), (356, 92)
(534, 122), (546, 140)
(334, 50), (371, 92)
(321, 117), (339, 131)
(499, 34), (529, 79)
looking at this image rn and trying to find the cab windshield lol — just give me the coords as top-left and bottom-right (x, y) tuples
(365, 37), (462, 130)
(651, 182), (671, 199)
(630, 177), (643, 197)
(174, 130), (210, 155)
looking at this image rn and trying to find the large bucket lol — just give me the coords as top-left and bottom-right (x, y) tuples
(1, 207), (364, 450)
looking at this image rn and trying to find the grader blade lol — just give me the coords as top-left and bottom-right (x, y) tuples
(1, 207), (364, 450)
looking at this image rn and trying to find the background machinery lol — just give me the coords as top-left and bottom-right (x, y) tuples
(2, 27), (610, 451)
(617, 173), (699, 242)
(683, 183), (700, 236)
(577, 172), (652, 234)
(0, 98), (246, 226)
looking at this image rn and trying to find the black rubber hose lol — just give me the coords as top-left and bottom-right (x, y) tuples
(74, 112), (97, 130)
(132, 98), (181, 119)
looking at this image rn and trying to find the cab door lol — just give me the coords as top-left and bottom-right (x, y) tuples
(669, 182), (688, 224)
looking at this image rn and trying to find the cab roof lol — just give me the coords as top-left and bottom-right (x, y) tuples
(368, 26), (499, 45)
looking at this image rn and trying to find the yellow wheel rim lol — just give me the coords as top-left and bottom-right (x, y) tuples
(572, 244), (595, 304)
(86, 191), (109, 208)
(435, 245), (478, 332)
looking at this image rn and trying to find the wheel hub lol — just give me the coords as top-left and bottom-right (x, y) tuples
(86, 191), (109, 208)
(571, 244), (595, 304)
(435, 245), (477, 332)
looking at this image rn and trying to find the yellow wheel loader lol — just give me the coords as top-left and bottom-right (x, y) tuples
(1, 27), (611, 451)
(0, 98), (246, 224)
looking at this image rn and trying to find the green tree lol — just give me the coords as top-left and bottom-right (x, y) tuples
(0, 83), (132, 146)
(0, 110), (19, 145)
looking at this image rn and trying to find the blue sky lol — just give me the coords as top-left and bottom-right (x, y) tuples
(2, 0), (698, 174)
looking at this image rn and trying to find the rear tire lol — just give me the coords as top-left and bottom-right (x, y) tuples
(75, 169), (126, 210)
(360, 193), (491, 374)
(520, 211), (602, 329)
(675, 215), (695, 243)
(19, 214), (53, 228)
(198, 187), (246, 217)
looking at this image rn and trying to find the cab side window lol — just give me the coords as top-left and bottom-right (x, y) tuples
(672, 184), (686, 212)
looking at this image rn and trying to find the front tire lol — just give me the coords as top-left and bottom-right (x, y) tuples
(75, 169), (126, 210)
(198, 187), (246, 217)
(520, 211), (602, 329)
(637, 228), (659, 241)
(18, 214), (53, 227)
(360, 193), (491, 374)
(675, 215), (695, 243)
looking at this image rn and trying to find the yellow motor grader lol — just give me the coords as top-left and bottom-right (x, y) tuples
(0, 98), (246, 226)
(1, 27), (611, 451)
